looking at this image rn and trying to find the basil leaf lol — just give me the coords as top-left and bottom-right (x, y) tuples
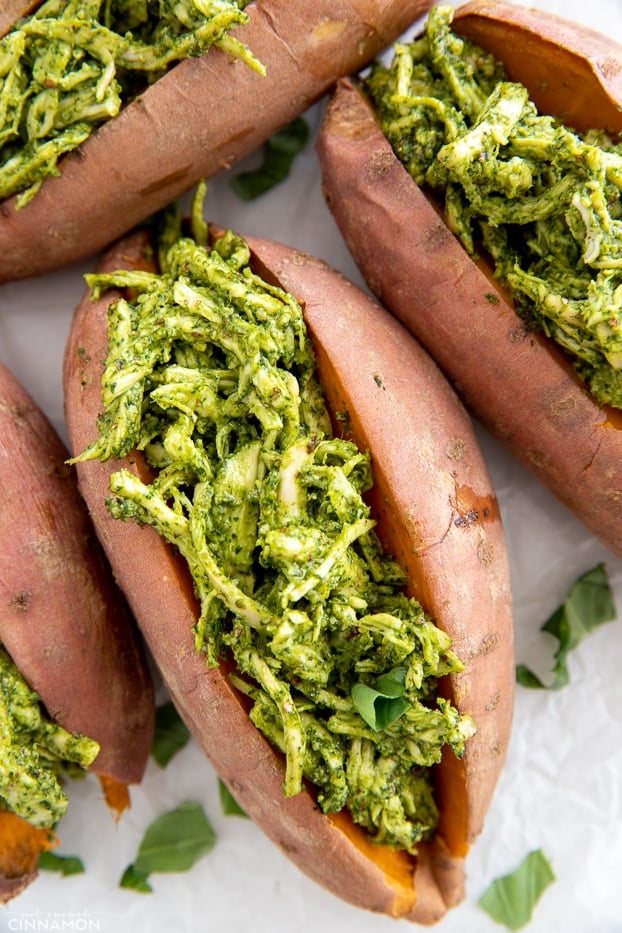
(352, 667), (410, 731)
(478, 849), (555, 930)
(219, 780), (248, 818)
(231, 117), (309, 200)
(119, 864), (152, 894)
(375, 665), (407, 696)
(517, 563), (616, 690)
(120, 801), (217, 892)
(151, 701), (191, 767)
(38, 851), (85, 876)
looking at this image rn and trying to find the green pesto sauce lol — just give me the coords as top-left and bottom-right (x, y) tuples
(0, 0), (263, 207)
(73, 187), (475, 854)
(366, 4), (622, 409)
(0, 644), (99, 829)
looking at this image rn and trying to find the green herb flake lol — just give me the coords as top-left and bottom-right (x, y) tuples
(478, 849), (556, 931)
(120, 801), (217, 893)
(351, 666), (410, 731)
(218, 779), (248, 818)
(38, 850), (85, 877)
(485, 292), (501, 304)
(151, 701), (191, 768)
(231, 116), (309, 200)
(517, 563), (616, 689)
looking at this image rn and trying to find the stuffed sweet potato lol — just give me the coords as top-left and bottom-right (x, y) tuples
(317, 0), (622, 558)
(62, 202), (514, 923)
(0, 0), (434, 283)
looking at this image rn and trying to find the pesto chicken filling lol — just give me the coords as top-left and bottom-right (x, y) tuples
(73, 196), (474, 853)
(366, 4), (622, 409)
(0, 644), (100, 829)
(0, 0), (262, 206)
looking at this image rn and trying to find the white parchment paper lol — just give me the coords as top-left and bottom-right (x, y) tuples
(1, 1), (621, 931)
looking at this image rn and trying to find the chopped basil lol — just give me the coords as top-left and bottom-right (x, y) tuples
(351, 666), (410, 731)
(120, 801), (217, 893)
(38, 850), (85, 876)
(517, 563), (616, 689)
(218, 779), (248, 818)
(231, 116), (309, 200)
(478, 849), (556, 930)
(151, 701), (191, 768)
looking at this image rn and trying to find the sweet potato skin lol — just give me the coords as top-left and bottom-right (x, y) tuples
(452, 0), (622, 136)
(0, 360), (155, 784)
(0, 0), (39, 38)
(0, 0), (434, 283)
(63, 230), (513, 922)
(317, 69), (622, 560)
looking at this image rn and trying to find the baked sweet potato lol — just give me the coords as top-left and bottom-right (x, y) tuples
(317, 0), (622, 559)
(0, 0), (434, 284)
(62, 219), (514, 923)
(0, 360), (154, 900)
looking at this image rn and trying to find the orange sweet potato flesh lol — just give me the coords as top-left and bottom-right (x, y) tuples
(0, 0), (434, 283)
(0, 813), (57, 903)
(63, 229), (514, 922)
(317, 3), (622, 559)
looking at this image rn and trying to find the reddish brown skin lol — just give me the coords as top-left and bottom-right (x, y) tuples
(63, 230), (513, 923)
(316, 5), (622, 559)
(0, 0), (39, 37)
(0, 362), (155, 899)
(0, 0), (434, 283)
(0, 361), (155, 781)
(453, 0), (622, 136)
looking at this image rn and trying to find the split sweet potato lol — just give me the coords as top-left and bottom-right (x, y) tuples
(317, 0), (622, 559)
(62, 226), (514, 923)
(0, 361), (154, 899)
(0, 0), (434, 283)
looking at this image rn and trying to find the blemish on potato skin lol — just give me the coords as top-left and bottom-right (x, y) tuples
(526, 447), (548, 468)
(485, 692), (501, 712)
(477, 539), (494, 566)
(0, 399), (30, 427)
(474, 633), (499, 657)
(311, 19), (348, 41)
(366, 148), (394, 179)
(507, 322), (531, 344)
(9, 592), (31, 611)
(446, 438), (466, 461)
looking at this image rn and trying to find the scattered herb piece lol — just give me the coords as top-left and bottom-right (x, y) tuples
(478, 849), (555, 930)
(516, 563), (616, 689)
(351, 666), (410, 731)
(485, 292), (500, 304)
(120, 801), (217, 893)
(151, 701), (191, 767)
(219, 780), (248, 818)
(231, 116), (309, 200)
(38, 850), (85, 876)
